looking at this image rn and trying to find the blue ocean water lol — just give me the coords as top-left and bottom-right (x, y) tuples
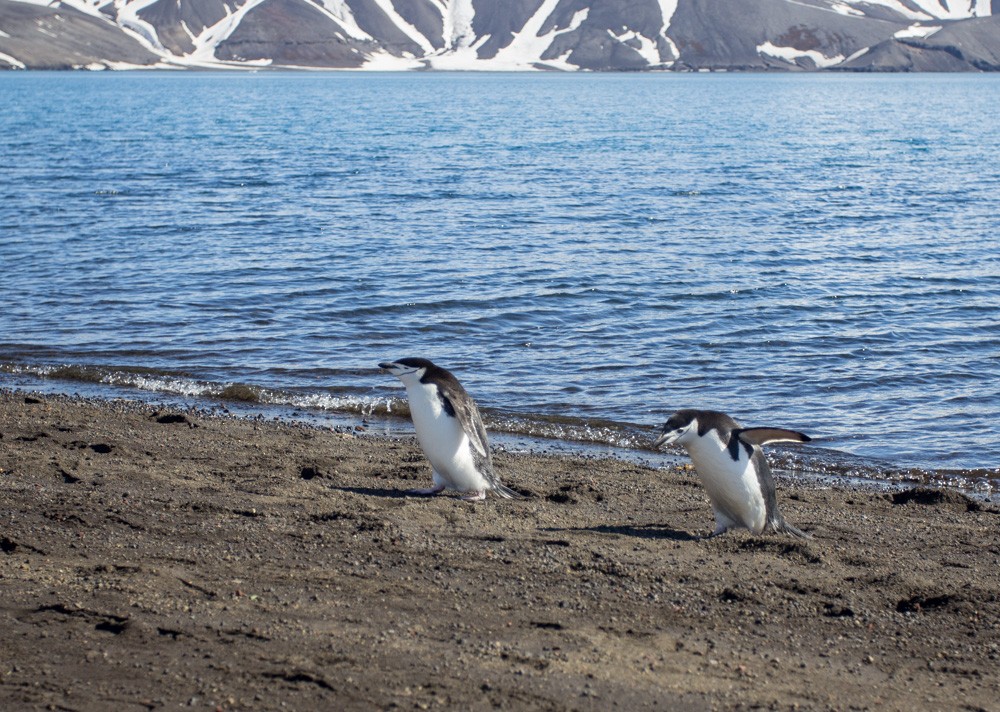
(1, 71), (998, 483)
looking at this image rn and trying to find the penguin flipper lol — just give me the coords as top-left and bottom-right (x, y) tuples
(438, 384), (491, 459)
(738, 427), (812, 447)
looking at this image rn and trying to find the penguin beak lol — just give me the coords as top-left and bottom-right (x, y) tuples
(652, 430), (679, 449)
(379, 362), (419, 378)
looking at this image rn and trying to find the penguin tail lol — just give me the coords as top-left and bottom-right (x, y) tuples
(492, 482), (522, 500)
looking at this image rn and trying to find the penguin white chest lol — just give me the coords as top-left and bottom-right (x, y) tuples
(686, 435), (767, 533)
(404, 381), (484, 491)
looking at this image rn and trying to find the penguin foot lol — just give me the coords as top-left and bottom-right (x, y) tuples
(407, 485), (446, 497)
(460, 490), (486, 502)
(701, 526), (730, 540)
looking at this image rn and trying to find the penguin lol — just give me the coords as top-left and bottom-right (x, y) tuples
(652, 409), (811, 538)
(379, 358), (519, 501)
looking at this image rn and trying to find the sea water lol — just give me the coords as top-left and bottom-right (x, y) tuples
(1, 71), (998, 486)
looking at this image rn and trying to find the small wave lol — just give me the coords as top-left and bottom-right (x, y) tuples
(218, 383), (265, 402)
(482, 411), (653, 451)
(0, 359), (401, 417)
(2, 362), (253, 401)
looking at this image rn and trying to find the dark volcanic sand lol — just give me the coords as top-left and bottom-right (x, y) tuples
(1, 391), (998, 711)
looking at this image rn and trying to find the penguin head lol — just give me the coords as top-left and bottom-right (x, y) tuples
(652, 409), (701, 449)
(379, 357), (434, 384)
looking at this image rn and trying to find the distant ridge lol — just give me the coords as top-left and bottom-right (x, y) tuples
(1, 0), (998, 71)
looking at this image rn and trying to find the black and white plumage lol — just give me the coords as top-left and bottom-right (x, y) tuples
(379, 357), (519, 501)
(653, 409), (811, 539)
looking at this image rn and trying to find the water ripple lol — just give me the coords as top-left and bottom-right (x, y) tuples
(1, 72), (999, 476)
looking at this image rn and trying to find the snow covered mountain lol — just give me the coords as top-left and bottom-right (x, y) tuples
(1, 0), (998, 71)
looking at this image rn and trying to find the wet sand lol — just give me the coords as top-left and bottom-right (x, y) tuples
(1, 390), (998, 711)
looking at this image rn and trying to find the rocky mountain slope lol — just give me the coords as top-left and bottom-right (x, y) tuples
(1, 0), (997, 71)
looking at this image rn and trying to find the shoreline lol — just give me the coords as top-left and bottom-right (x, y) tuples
(3, 373), (996, 496)
(2, 390), (999, 710)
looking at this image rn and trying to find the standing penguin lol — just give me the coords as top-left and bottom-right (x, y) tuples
(653, 409), (811, 538)
(379, 358), (519, 501)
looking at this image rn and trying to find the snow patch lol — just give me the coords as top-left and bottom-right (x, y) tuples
(34, 20), (58, 39)
(532, 47), (581, 72)
(907, 0), (980, 20)
(60, 0), (108, 19)
(15, 0), (105, 18)
(610, 29), (660, 67)
(894, 24), (942, 39)
(491, 0), (584, 68)
(363, 51), (424, 70)
(657, 0), (681, 62)
(844, 46), (869, 63)
(10, 0), (987, 72)
(369, 0), (434, 54)
(0, 51), (26, 68)
(412, 2), (588, 70)
(567, 9), (589, 31)
(656, 0), (679, 33)
(423, 33), (490, 69)
(835, 0), (985, 20)
(175, 0), (269, 66)
(114, 0), (168, 52)
(834, 0), (931, 21)
(315, 0), (372, 40)
(443, 0), (475, 49)
(830, 3), (864, 16)
(757, 41), (844, 68)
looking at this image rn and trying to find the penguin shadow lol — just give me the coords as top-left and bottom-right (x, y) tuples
(327, 486), (412, 499)
(543, 524), (699, 542)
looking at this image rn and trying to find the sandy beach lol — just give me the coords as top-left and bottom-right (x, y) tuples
(1, 389), (998, 711)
